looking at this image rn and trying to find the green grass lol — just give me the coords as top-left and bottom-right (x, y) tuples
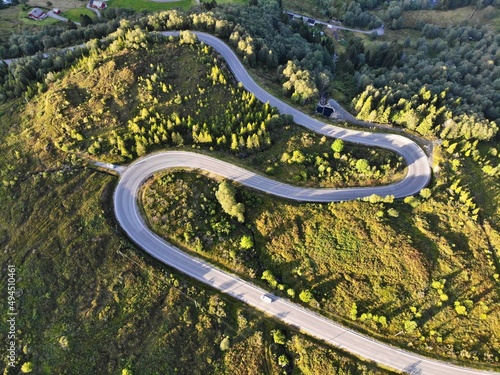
(401, 5), (499, 29)
(1, 17), (500, 372)
(0, 97), (394, 375)
(281, 0), (342, 20)
(106, 0), (196, 12)
(142, 160), (500, 369)
(61, 7), (95, 22)
(217, 0), (247, 4)
(0, 6), (23, 42)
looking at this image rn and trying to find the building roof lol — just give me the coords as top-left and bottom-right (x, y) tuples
(28, 8), (46, 18)
(316, 104), (335, 118)
(90, 0), (106, 7)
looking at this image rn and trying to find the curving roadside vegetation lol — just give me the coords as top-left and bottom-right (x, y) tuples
(111, 32), (497, 375)
(159, 31), (432, 197)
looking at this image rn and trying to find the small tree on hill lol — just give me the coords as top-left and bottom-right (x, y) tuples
(272, 330), (286, 345)
(331, 139), (345, 153)
(215, 180), (245, 223)
(220, 336), (230, 351)
(299, 290), (314, 303)
(240, 235), (253, 249)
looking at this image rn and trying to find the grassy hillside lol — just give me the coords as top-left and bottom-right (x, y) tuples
(24, 29), (402, 187)
(142, 162), (500, 367)
(0, 135), (392, 374)
(0, 30), (403, 374)
(0, 12), (499, 374)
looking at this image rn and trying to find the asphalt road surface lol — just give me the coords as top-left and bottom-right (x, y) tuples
(285, 11), (385, 35)
(113, 32), (497, 374)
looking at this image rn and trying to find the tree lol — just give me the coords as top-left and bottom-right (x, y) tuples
(280, 60), (318, 104)
(419, 188), (431, 199)
(272, 329), (286, 345)
(201, 0), (217, 10)
(66, 20), (77, 30)
(454, 301), (468, 315)
(331, 139), (345, 153)
(299, 289), (313, 303)
(261, 270), (278, 288)
(215, 181), (245, 223)
(349, 303), (358, 320)
(240, 235), (253, 249)
(404, 320), (418, 333)
(220, 336), (230, 351)
(21, 362), (33, 373)
(179, 30), (197, 45)
(278, 354), (289, 367)
(79, 14), (93, 27)
(355, 159), (370, 173)
(387, 208), (399, 218)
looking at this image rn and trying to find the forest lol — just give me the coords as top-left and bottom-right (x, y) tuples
(351, 25), (499, 144)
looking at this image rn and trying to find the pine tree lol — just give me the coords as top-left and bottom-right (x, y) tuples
(357, 96), (373, 120)
(230, 134), (238, 150)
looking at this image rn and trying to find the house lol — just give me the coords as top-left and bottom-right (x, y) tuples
(28, 8), (48, 20)
(89, 0), (107, 9)
(307, 18), (316, 26)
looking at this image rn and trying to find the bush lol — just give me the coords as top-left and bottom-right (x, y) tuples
(220, 336), (230, 351)
(299, 289), (314, 303)
(240, 235), (253, 249)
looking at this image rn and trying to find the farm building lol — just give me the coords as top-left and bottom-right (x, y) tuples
(89, 0), (107, 9)
(28, 8), (48, 20)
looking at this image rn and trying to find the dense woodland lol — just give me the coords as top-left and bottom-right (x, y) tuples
(351, 25), (500, 143)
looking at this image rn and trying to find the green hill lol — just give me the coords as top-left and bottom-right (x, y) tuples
(0, 20), (499, 374)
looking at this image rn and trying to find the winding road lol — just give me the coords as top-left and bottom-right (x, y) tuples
(112, 32), (497, 374)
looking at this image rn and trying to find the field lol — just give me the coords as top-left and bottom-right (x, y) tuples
(0, 124), (393, 374)
(62, 7), (96, 21)
(28, 0), (87, 11)
(142, 163), (500, 367)
(106, 0), (195, 12)
(282, 0), (342, 20)
(401, 5), (500, 30)
(0, 6), (26, 43)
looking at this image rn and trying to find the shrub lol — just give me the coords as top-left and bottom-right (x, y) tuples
(299, 289), (314, 303)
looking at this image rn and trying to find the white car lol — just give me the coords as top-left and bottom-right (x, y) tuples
(261, 294), (273, 303)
